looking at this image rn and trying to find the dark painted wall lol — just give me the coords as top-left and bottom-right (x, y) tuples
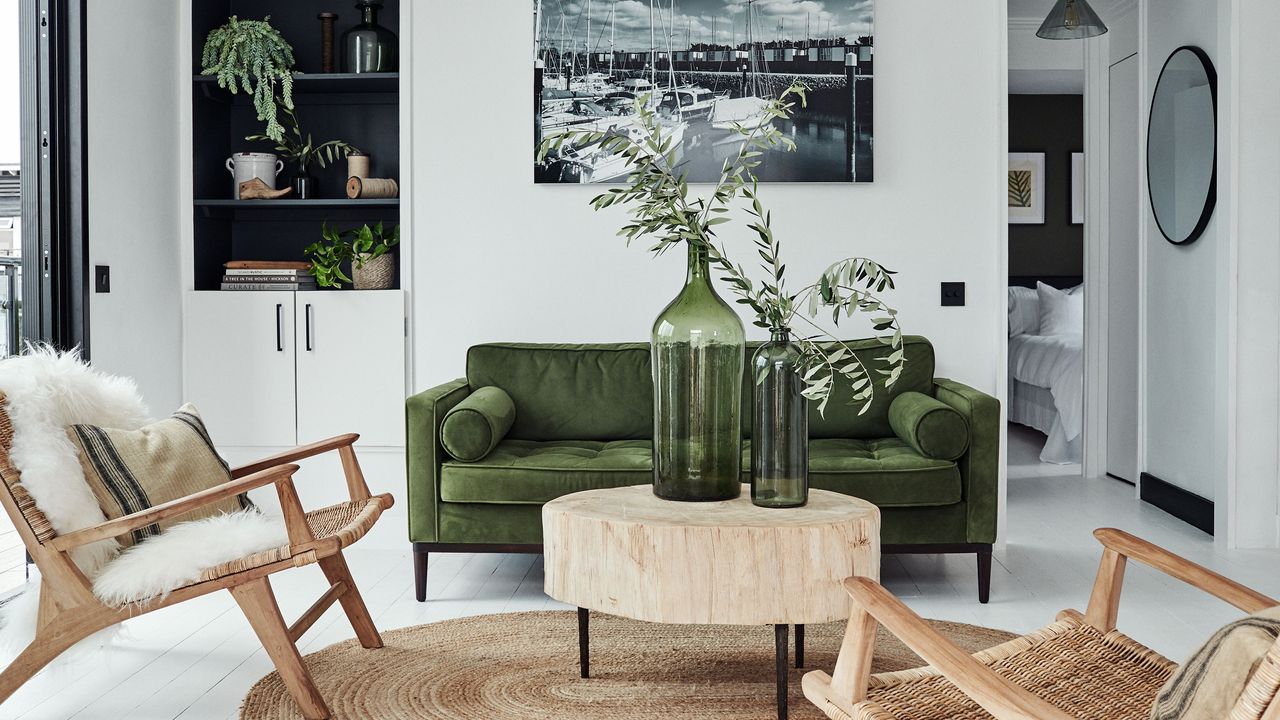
(1009, 94), (1083, 278)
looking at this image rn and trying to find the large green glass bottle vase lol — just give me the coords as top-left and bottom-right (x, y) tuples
(651, 243), (746, 501)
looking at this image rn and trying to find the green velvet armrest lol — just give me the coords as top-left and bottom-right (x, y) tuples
(406, 378), (470, 543)
(932, 378), (1001, 544)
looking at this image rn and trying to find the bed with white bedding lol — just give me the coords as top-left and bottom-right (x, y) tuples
(1008, 279), (1084, 464)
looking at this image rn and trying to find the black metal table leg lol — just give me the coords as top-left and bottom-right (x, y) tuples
(795, 624), (805, 668)
(578, 607), (590, 678)
(775, 623), (789, 720)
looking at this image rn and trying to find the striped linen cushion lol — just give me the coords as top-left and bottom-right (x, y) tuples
(1151, 606), (1280, 719)
(69, 404), (250, 547)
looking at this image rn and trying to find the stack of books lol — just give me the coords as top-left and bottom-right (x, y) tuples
(221, 261), (317, 292)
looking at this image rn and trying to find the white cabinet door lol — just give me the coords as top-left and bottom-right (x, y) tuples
(184, 292), (298, 448)
(295, 290), (406, 447)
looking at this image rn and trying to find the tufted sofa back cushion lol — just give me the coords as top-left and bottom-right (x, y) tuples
(467, 343), (653, 441)
(466, 337), (937, 443)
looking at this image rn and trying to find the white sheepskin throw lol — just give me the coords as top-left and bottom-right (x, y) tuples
(92, 510), (286, 606)
(0, 347), (289, 648)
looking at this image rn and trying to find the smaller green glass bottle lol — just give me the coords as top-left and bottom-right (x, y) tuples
(750, 329), (808, 508)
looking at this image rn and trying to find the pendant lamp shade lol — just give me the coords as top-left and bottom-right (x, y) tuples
(1036, 0), (1108, 40)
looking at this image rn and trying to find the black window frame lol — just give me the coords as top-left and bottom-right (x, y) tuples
(19, 0), (89, 354)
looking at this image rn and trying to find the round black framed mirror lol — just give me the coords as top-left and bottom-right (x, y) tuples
(1148, 45), (1218, 246)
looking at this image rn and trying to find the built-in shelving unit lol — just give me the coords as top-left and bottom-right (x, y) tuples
(190, 0), (401, 291)
(181, 1), (411, 463)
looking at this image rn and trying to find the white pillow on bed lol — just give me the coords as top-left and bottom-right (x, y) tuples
(1008, 287), (1039, 336)
(1037, 282), (1084, 336)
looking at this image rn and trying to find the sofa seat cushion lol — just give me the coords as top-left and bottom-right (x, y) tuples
(742, 438), (961, 508)
(439, 439), (652, 504)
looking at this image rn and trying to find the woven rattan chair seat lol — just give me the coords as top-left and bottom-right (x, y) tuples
(830, 615), (1176, 720)
(193, 497), (385, 584)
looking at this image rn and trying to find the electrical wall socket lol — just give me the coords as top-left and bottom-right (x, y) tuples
(941, 282), (965, 307)
(94, 265), (110, 293)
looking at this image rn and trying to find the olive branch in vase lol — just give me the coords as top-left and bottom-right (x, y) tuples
(538, 83), (905, 415)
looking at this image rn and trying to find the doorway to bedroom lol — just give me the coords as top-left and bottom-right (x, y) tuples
(1006, 91), (1086, 475)
(1006, 3), (1142, 488)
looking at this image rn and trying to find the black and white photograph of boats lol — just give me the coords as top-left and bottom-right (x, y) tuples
(534, 0), (874, 184)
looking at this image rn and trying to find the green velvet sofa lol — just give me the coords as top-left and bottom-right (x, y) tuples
(407, 336), (1001, 603)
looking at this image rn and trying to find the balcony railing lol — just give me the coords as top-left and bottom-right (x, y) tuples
(0, 258), (21, 358)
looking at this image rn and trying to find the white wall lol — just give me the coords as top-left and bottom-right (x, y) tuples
(1141, 0), (1225, 504)
(411, 1), (1009, 409)
(1108, 1), (1138, 64)
(85, 1), (184, 413)
(1008, 16), (1084, 94)
(1225, 1), (1280, 547)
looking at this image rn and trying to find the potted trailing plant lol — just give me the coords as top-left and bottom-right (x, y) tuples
(247, 102), (360, 199)
(305, 221), (399, 290)
(541, 84), (904, 508)
(201, 16), (296, 143)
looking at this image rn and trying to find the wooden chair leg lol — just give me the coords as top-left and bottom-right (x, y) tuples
(318, 552), (383, 649)
(231, 578), (330, 720)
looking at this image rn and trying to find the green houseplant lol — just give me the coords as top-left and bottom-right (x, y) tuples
(541, 84), (905, 507)
(247, 102), (360, 199)
(201, 16), (296, 143)
(306, 222), (399, 290)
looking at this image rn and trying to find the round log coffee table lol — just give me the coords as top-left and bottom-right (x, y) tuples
(543, 484), (880, 720)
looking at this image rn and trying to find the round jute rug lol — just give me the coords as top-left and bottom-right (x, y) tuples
(241, 610), (1015, 719)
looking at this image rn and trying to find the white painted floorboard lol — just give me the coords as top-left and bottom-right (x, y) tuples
(4, 425), (1279, 719)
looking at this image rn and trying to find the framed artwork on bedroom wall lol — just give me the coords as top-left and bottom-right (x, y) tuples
(1071, 152), (1085, 225)
(1008, 152), (1046, 225)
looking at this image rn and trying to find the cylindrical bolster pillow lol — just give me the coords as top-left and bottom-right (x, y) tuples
(888, 391), (969, 461)
(440, 386), (516, 462)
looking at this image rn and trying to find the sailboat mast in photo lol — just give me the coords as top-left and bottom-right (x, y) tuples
(747, 0), (759, 98)
(666, 0), (677, 91)
(649, 0), (656, 88)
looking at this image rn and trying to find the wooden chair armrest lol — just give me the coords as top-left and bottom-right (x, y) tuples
(1085, 529), (1276, 631)
(49, 464), (301, 552)
(231, 434), (359, 479)
(232, 434), (372, 501)
(840, 577), (1077, 720)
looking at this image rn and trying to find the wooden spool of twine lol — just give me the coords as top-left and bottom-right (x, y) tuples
(346, 153), (369, 179)
(317, 13), (338, 73)
(347, 176), (398, 199)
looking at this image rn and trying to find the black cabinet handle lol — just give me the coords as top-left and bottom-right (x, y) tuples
(305, 303), (313, 352)
(275, 303), (284, 352)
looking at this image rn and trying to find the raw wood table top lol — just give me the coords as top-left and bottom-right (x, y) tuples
(543, 484), (881, 626)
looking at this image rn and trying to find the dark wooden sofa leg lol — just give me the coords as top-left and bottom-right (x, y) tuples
(884, 543), (995, 604)
(414, 548), (428, 602)
(413, 543), (544, 602)
(977, 548), (992, 604)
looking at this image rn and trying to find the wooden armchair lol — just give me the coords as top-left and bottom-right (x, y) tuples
(803, 528), (1280, 720)
(0, 398), (394, 720)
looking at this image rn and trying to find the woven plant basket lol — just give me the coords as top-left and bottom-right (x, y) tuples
(352, 253), (394, 290)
